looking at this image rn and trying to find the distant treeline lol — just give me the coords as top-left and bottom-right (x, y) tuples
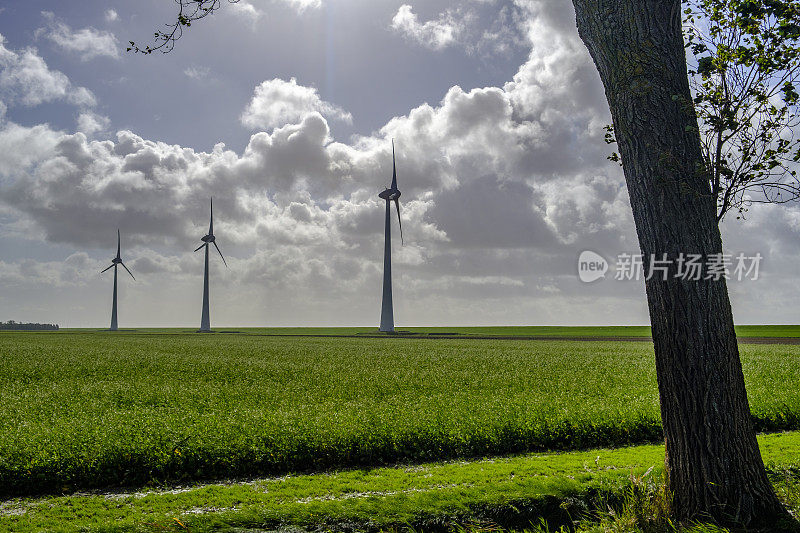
(0, 321), (59, 331)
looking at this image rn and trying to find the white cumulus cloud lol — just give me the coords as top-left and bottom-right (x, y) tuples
(230, 0), (319, 22)
(391, 4), (463, 50)
(0, 33), (97, 108)
(76, 111), (110, 136)
(240, 78), (352, 131)
(284, 0), (322, 11)
(40, 11), (119, 61)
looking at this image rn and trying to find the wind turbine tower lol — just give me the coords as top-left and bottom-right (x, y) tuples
(378, 141), (404, 332)
(195, 198), (227, 332)
(101, 229), (135, 331)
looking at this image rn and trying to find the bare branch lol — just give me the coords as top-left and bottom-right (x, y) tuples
(128, 0), (241, 54)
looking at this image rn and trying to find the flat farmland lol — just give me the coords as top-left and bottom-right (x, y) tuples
(1, 330), (799, 496)
(54, 324), (800, 337)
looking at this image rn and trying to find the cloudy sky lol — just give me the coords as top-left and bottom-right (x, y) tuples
(0, 0), (797, 328)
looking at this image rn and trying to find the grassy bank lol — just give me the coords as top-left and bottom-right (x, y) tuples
(2, 431), (799, 532)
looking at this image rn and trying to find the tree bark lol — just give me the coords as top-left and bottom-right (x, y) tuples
(570, 0), (788, 526)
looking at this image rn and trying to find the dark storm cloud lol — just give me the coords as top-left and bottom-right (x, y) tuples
(433, 176), (557, 248)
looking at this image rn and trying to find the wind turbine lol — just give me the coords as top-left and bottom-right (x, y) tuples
(378, 140), (404, 333)
(101, 229), (135, 331)
(194, 198), (227, 332)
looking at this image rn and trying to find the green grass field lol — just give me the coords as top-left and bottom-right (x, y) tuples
(2, 329), (800, 498)
(50, 324), (800, 337)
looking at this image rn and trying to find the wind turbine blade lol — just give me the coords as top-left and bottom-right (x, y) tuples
(394, 199), (404, 245)
(390, 140), (397, 190)
(121, 262), (136, 281)
(213, 241), (228, 267)
(101, 264), (115, 273)
(209, 197), (214, 235)
(116, 229), (121, 259)
(194, 243), (205, 252)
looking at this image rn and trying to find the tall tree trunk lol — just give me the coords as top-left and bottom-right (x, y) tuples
(570, 0), (788, 525)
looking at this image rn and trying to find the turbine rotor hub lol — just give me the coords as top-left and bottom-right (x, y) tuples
(379, 188), (400, 200)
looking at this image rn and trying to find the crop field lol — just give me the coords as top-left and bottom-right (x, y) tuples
(2, 329), (800, 499)
(55, 324), (800, 337)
